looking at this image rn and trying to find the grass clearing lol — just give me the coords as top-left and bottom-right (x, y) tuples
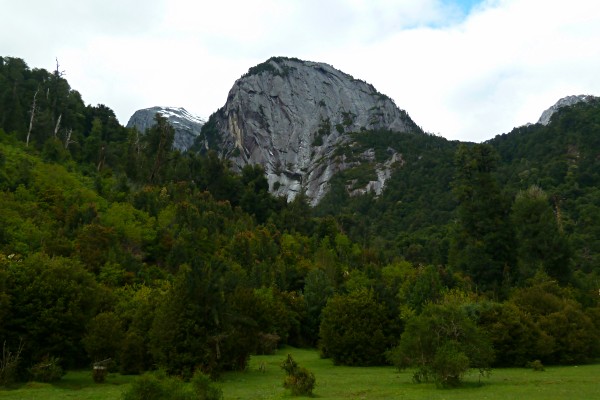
(222, 348), (600, 400)
(1, 348), (599, 399)
(0, 370), (133, 400)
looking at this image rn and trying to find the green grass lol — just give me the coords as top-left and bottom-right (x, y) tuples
(2, 348), (599, 399)
(222, 348), (600, 400)
(0, 370), (133, 399)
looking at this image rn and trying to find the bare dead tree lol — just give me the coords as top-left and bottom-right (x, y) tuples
(64, 128), (75, 149)
(26, 87), (39, 147)
(53, 113), (62, 138)
(97, 144), (106, 171)
(0, 340), (24, 385)
(54, 58), (65, 79)
(52, 58), (66, 132)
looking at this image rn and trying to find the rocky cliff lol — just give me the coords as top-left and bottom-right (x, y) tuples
(207, 57), (422, 204)
(127, 106), (205, 151)
(537, 95), (598, 126)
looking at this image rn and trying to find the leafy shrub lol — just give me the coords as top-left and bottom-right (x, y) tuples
(312, 135), (323, 146)
(83, 312), (124, 363)
(281, 354), (316, 396)
(190, 371), (224, 400)
(527, 360), (545, 371)
(119, 331), (147, 375)
(122, 370), (222, 400)
(387, 299), (493, 387)
(319, 288), (390, 366)
(122, 372), (173, 400)
(28, 355), (64, 382)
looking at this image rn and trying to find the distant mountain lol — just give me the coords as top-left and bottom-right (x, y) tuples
(202, 56), (422, 204)
(127, 106), (205, 151)
(537, 95), (598, 125)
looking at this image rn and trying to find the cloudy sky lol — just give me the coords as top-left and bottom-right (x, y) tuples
(2, 0), (599, 142)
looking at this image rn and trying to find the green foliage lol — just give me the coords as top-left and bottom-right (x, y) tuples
(319, 288), (391, 366)
(508, 274), (600, 364)
(243, 56), (300, 78)
(476, 301), (551, 367)
(239, 164), (275, 224)
(119, 331), (147, 375)
(388, 298), (493, 387)
(341, 111), (356, 127)
(82, 312), (124, 363)
(150, 259), (256, 376)
(122, 371), (185, 400)
(2, 252), (99, 368)
(397, 264), (444, 313)
(511, 185), (571, 283)
(122, 370), (223, 400)
(527, 359), (545, 371)
(2, 55), (600, 391)
(190, 371), (224, 400)
(281, 354), (316, 396)
(27, 356), (64, 383)
(303, 268), (335, 345)
(449, 143), (514, 293)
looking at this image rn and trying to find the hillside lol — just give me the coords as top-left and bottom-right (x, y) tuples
(1, 55), (599, 388)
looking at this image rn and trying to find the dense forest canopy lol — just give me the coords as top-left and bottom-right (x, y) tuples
(1, 57), (599, 387)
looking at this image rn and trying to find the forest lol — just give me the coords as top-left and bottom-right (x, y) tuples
(0, 56), (599, 390)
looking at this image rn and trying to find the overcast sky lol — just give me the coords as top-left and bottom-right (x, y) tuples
(2, 0), (599, 142)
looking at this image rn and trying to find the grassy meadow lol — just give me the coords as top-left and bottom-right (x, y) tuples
(1, 347), (599, 399)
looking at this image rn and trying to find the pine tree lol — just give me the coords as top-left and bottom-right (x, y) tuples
(449, 144), (514, 293)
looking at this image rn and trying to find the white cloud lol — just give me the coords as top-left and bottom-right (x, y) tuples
(2, 0), (599, 141)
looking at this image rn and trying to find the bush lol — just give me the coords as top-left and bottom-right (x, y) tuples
(281, 354), (316, 396)
(387, 299), (493, 387)
(121, 370), (222, 400)
(122, 372), (172, 400)
(319, 289), (390, 366)
(83, 312), (124, 364)
(191, 371), (223, 400)
(527, 360), (545, 371)
(28, 356), (64, 382)
(122, 371), (190, 400)
(119, 331), (147, 375)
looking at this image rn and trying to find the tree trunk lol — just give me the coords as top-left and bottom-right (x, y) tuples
(26, 87), (39, 147)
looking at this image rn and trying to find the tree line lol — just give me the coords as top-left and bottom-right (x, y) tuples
(1, 56), (599, 388)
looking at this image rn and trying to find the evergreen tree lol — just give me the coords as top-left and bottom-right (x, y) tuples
(511, 186), (571, 283)
(319, 288), (390, 366)
(449, 144), (514, 293)
(387, 295), (493, 387)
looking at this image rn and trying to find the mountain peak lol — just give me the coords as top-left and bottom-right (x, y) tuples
(537, 95), (598, 125)
(127, 106), (206, 151)
(210, 57), (421, 204)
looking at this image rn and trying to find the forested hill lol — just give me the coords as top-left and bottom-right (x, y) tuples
(1, 56), (599, 386)
(315, 99), (600, 273)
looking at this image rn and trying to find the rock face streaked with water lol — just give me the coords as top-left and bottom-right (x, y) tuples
(208, 57), (421, 204)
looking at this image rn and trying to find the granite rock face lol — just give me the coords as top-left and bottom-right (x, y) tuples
(537, 95), (598, 126)
(209, 57), (421, 204)
(127, 106), (205, 151)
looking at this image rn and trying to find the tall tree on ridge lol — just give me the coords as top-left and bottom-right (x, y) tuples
(449, 144), (514, 294)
